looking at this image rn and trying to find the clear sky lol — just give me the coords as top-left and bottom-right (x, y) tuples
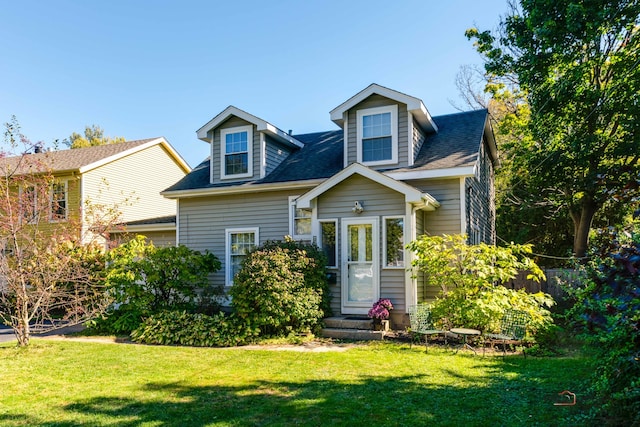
(0, 0), (508, 167)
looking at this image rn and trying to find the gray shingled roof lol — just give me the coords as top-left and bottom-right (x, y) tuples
(1, 138), (158, 175)
(164, 109), (489, 193)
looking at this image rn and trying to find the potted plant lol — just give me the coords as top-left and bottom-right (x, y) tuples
(368, 298), (393, 331)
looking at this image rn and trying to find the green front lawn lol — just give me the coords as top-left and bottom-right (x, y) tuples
(0, 339), (591, 426)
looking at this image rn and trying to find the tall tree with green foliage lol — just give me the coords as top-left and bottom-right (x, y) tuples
(467, 0), (640, 258)
(66, 125), (125, 149)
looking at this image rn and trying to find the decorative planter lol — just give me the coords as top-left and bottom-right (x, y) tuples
(372, 319), (390, 332)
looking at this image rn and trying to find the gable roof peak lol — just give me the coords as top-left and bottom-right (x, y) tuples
(196, 105), (303, 149)
(329, 83), (438, 133)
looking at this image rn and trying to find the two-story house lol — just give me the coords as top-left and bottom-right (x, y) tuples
(1, 137), (190, 247)
(162, 84), (498, 327)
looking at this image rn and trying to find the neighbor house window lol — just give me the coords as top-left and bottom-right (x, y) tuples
(20, 185), (38, 223)
(319, 219), (337, 268)
(357, 105), (398, 165)
(221, 125), (253, 179)
(288, 196), (311, 240)
(50, 181), (67, 222)
(384, 216), (404, 268)
(225, 228), (258, 286)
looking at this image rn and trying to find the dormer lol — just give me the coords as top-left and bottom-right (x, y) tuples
(196, 106), (303, 184)
(329, 84), (438, 170)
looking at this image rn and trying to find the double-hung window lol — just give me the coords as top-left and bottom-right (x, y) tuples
(221, 126), (252, 179)
(319, 219), (337, 268)
(50, 181), (67, 222)
(225, 228), (258, 286)
(383, 216), (404, 268)
(357, 105), (398, 165)
(288, 196), (311, 240)
(21, 185), (38, 223)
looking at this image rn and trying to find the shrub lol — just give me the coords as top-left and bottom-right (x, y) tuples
(130, 310), (258, 347)
(568, 219), (640, 425)
(408, 234), (554, 336)
(90, 236), (222, 334)
(229, 238), (330, 337)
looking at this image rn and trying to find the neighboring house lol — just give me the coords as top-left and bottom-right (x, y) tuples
(162, 84), (498, 327)
(1, 137), (190, 246)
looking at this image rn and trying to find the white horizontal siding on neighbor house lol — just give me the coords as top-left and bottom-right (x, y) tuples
(178, 189), (310, 288)
(317, 174), (407, 314)
(82, 144), (185, 224)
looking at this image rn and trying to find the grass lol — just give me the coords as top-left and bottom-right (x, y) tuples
(0, 339), (592, 426)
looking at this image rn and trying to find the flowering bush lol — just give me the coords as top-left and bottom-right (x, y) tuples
(368, 298), (394, 320)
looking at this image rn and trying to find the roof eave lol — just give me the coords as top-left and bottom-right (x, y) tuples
(161, 178), (324, 199)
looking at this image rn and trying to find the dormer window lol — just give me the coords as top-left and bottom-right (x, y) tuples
(221, 125), (253, 179)
(356, 105), (398, 165)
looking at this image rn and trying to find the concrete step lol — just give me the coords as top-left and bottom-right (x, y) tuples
(324, 316), (373, 330)
(320, 328), (386, 341)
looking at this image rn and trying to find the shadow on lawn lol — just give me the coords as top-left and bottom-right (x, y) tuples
(3, 356), (589, 427)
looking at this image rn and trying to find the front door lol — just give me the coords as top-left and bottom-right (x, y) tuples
(341, 217), (379, 315)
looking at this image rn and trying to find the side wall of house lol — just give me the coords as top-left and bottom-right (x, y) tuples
(405, 177), (464, 303)
(177, 189), (307, 289)
(465, 138), (496, 245)
(82, 144), (185, 224)
(265, 136), (293, 176)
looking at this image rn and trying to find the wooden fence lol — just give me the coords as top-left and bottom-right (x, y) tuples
(502, 269), (582, 301)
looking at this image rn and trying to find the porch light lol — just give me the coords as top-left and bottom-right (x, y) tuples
(352, 201), (364, 214)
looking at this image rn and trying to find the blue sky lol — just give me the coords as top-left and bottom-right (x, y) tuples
(0, 0), (508, 167)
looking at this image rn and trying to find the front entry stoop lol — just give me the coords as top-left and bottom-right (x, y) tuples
(320, 316), (388, 341)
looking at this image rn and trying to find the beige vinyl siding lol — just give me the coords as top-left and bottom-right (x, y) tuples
(345, 95), (409, 169)
(178, 189), (311, 289)
(405, 178), (467, 302)
(465, 139), (496, 244)
(210, 117), (260, 184)
(140, 230), (175, 247)
(317, 174), (406, 314)
(265, 136), (292, 175)
(406, 178), (462, 236)
(82, 144), (184, 224)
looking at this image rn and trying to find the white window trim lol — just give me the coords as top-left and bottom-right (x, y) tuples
(383, 215), (405, 269)
(225, 227), (259, 286)
(319, 218), (338, 269)
(288, 195), (312, 241)
(220, 125), (253, 180)
(49, 180), (68, 223)
(356, 105), (398, 166)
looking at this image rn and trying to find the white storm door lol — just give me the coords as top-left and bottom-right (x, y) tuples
(341, 217), (379, 314)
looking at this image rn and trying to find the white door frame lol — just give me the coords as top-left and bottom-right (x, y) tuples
(341, 216), (379, 315)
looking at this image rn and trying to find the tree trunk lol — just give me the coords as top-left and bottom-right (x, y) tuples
(572, 198), (599, 259)
(16, 315), (30, 346)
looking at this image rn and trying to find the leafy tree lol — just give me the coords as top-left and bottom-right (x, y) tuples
(92, 236), (222, 334)
(467, 0), (640, 258)
(568, 211), (640, 424)
(407, 234), (553, 334)
(0, 117), (115, 346)
(66, 125), (125, 149)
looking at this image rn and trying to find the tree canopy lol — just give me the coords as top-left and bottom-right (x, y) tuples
(467, 0), (640, 258)
(67, 125), (125, 149)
